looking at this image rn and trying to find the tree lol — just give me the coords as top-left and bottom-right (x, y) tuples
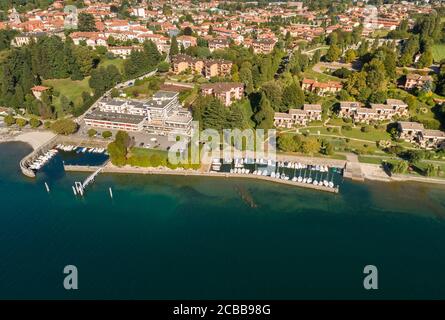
(417, 49), (433, 68)
(278, 134), (300, 152)
(157, 61), (170, 73)
(325, 44), (341, 62)
(301, 138), (321, 155)
(87, 129), (97, 137)
(239, 62), (254, 94)
(50, 119), (78, 135)
(108, 131), (130, 166)
(261, 81), (283, 111)
(78, 13), (97, 32)
(102, 131), (112, 139)
(170, 36), (179, 56)
(254, 93), (274, 129)
(344, 49), (357, 63)
(202, 98), (228, 130)
(282, 82), (305, 110)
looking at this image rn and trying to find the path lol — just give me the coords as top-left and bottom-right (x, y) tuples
(343, 153), (364, 181)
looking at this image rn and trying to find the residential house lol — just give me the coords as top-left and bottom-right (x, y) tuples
(301, 78), (343, 96)
(404, 73), (433, 90)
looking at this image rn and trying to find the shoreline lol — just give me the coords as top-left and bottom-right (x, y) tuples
(2, 136), (445, 187)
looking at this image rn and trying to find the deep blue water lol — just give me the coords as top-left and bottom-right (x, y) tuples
(0, 142), (444, 299)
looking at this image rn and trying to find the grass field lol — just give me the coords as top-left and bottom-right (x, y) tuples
(43, 77), (92, 112)
(302, 68), (342, 82)
(432, 44), (445, 63)
(99, 58), (126, 73)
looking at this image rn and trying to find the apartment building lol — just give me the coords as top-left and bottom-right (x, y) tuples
(398, 122), (445, 150)
(274, 104), (322, 128)
(301, 78), (343, 96)
(251, 38), (277, 54)
(171, 54), (232, 79)
(339, 99), (408, 123)
(84, 91), (193, 136)
(208, 38), (230, 52)
(201, 83), (244, 106)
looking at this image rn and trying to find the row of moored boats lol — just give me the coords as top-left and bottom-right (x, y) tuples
(29, 149), (58, 171)
(56, 144), (107, 154)
(211, 158), (337, 189)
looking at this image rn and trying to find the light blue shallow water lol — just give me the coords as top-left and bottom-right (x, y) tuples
(0, 142), (444, 299)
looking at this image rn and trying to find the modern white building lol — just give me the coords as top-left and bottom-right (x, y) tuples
(85, 91), (193, 136)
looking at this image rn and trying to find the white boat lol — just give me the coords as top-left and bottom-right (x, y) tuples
(329, 181), (334, 188)
(298, 176), (303, 183)
(257, 170), (262, 176)
(262, 171), (268, 176)
(271, 172), (276, 178)
(307, 177), (313, 184)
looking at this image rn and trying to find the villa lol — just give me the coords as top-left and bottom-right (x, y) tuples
(404, 73), (433, 90)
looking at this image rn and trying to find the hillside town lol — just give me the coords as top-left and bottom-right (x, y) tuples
(0, 0), (445, 180)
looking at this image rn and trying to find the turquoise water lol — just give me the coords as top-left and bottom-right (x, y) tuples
(0, 142), (445, 299)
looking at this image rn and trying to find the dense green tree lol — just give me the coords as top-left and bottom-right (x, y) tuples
(50, 119), (78, 135)
(170, 36), (179, 56)
(78, 13), (97, 32)
(282, 82), (305, 110)
(325, 44), (341, 62)
(202, 97), (227, 131)
(253, 93), (274, 129)
(261, 81), (283, 111)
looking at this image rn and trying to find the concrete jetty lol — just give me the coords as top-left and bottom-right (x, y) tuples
(64, 164), (340, 194)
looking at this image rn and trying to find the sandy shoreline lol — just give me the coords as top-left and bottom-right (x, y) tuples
(2, 131), (445, 186)
(0, 130), (56, 150)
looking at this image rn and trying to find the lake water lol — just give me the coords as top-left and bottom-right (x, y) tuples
(0, 142), (444, 299)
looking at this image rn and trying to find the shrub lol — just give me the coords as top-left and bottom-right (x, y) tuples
(29, 118), (41, 128)
(361, 126), (370, 133)
(16, 118), (27, 127)
(3, 115), (16, 126)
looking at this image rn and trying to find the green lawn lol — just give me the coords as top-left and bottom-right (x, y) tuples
(302, 68), (342, 82)
(43, 77), (92, 111)
(99, 58), (126, 73)
(432, 44), (445, 63)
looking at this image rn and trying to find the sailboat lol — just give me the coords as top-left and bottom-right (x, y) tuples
(313, 171), (319, 186)
(307, 170), (313, 184)
(329, 170), (335, 188)
(323, 171), (329, 187)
